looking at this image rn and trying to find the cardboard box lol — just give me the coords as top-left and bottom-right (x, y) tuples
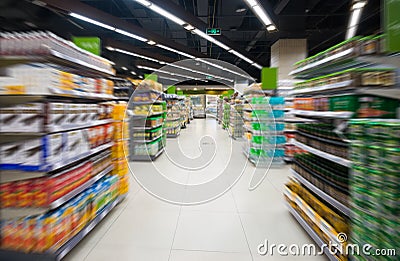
(47, 102), (66, 130)
(18, 103), (44, 132)
(20, 138), (46, 171)
(44, 133), (64, 164)
(0, 142), (23, 169)
(0, 105), (22, 132)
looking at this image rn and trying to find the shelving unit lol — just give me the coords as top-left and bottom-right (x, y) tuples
(242, 94), (286, 167)
(165, 94), (183, 138)
(129, 86), (165, 161)
(287, 35), (400, 261)
(0, 32), (128, 259)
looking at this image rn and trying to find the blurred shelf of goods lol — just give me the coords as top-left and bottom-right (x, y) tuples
(129, 80), (166, 161)
(0, 31), (129, 260)
(285, 34), (400, 261)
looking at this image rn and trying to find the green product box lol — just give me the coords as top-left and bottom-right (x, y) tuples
(356, 96), (400, 118)
(329, 95), (359, 112)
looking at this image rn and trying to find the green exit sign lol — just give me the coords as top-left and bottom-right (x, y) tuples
(206, 28), (221, 35)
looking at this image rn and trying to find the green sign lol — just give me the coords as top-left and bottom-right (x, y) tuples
(177, 91), (184, 95)
(385, 0), (400, 52)
(72, 37), (101, 56)
(206, 28), (221, 35)
(261, 67), (277, 90)
(167, 86), (176, 94)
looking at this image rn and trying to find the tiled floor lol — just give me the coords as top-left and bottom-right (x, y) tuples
(64, 118), (327, 261)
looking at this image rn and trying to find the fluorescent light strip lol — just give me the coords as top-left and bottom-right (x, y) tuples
(156, 44), (196, 59)
(197, 59), (253, 80)
(168, 63), (234, 82)
(346, 1), (365, 39)
(137, 65), (193, 79)
(70, 13), (116, 31)
(111, 47), (160, 63)
(70, 13), (148, 42)
(192, 29), (231, 51)
(229, 50), (254, 64)
(115, 28), (148, 42)
(243, 0), (275, 29)
(158, 75), (181, 82)
(252, 63), (262, 69)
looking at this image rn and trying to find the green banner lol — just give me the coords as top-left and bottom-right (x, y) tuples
(72, 37), (101, 56)
(261, 67), (277, 90)
(177, 90), (184, 95)
(385, 0), (400, 52)
(167, 86), (176, 94)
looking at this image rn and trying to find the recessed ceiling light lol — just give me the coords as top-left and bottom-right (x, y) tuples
(131, 71), (137, 75)
(147, 40), (157, 45)
(194, 88), (198, 90)
(121, 66), (128, 70)
(139, 75), (143, 79)
(235, 8), (247, 13)
(184, 24), (195, 31)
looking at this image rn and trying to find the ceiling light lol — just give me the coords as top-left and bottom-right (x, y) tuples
(70, 13), (116, 31)
(346, 1), (366, 39)
(194, 88), (198, 90)
(139, 76), (143, 79)
(252, 63), (262, 69)
(136, 0), (152, 7)
(156, 44), (195, 59)
(115, 28), (148, 42)
(235, 8), (247, 13)
(267, 25), (276, 32)
(158, 76), (180, 81)
(110, 47), (160, 63)
(184, 24), (195, 31)
(147, 40), (157, 45)
(252, 5), (272, 26)
(106, 46), (115, 51)
(148, 4), (186, 25)
(245, 0), (258, 7)
(229, 50), (254, 64)
(352, 1), (367, 9)
(177, 88), (181, 90)
(121, 66), (128, 70)
(131, 71), (137, 75)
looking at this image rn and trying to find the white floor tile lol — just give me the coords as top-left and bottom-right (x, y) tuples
(85, 245), (170, 261)
(172, 211), (249, 253)
(97, 205), (179, 249)
(169, 250), (253, 261)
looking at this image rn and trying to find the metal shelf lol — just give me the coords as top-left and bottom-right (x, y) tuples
(297, 130), (348, 147)
(130, 147), (164, 161)
(293, 140), (351, 167)
(130, 100), (164, 105)
(292, 110), (353, 119)
(291, 169), (350, 216)
(47, 119), (114, 133)
(289, 48), (356, 77)
(1, 166), (113, 219)
(286, 203), (339, 261)
(131, 112), (164, 118)
(284, 129), (297, 132)
(0, 196), (124, 261)
(167, 132), (180, 138)
(0, 48), (114, 77)
(290, 80), (353, 95)
(131, 123), (163, 131)
(356, 87), (400, 100)
(0, 93), (116, 109)
(132, 134), (162, 143)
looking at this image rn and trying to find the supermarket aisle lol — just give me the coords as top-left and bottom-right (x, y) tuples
(65, 118), (327, 261)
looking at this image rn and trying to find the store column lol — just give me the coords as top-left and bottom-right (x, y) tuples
(270, 39), (307, 80)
